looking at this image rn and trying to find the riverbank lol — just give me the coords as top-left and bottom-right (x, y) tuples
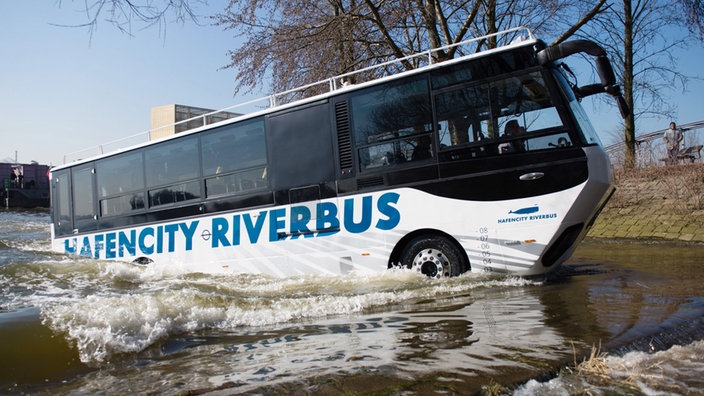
(587, 163), (704, 242)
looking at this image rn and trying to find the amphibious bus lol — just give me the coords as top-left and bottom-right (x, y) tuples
(50, 28), (626, 278)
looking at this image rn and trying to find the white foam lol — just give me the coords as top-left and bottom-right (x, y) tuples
(605, 339), (704, 394)
(35, 266), (533, 363)
(514, 339), (704, 395)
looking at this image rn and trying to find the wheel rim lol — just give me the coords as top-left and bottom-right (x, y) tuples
(412, 248), (451, 278)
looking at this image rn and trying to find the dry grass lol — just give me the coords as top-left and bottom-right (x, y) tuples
(567, 342), (674, 394)
(609, 163), (704, 211)
(569, 341), (607, 377)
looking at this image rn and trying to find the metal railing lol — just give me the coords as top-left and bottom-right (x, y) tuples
(61, 27), (535, 164)
(605, 120), (704, 167)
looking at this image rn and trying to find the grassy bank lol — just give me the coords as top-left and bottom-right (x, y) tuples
(587, 163), (704, 242)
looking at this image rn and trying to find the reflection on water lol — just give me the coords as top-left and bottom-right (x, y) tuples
(23, 286), (574, 395)
(567, 241), (704, 354)
(200, 289), (569, 393)
(2, 210), (704, 394)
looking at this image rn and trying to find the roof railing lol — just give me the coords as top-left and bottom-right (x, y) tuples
(62, 27), (534, 164)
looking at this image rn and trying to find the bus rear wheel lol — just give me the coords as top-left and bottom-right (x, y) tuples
(400, 235), (467, 278)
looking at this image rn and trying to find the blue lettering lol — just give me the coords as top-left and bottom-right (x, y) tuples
(244, 211), (267, 243)
(180, 221), (199, 251)
(375, 192), (401, 230)
(212, 217), (231, 248)
(156, 226), (164, 254)
(79, 236), (92, 257)
(289, 206), (312, 240)
(139, 227), (155, 255)
(316, 201), (340, 237)
(164, 224), (178, 253)
(94, 234), (104, 259)
(344, 196), (372, 234)
(118, 230), (136, 257)
(64, 238), (77, 254)
(60, 192), (404, 259)
(231, 215), (241, 246)
(105, 232), (117, 259)
(269, 208), (286, 241)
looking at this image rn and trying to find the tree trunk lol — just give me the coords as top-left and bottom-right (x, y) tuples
(623, 0), (637, 168)
(486, 0), (497, 49)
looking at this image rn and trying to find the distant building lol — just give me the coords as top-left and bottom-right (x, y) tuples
(1, 162), (51, 208)
(150, 104), (241, 140)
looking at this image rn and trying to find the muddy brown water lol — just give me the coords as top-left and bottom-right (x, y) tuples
(1, 210), (703, 394)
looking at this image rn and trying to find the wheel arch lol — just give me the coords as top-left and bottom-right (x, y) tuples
(133, 256), (154, 265)
(388, 228), (471, 273)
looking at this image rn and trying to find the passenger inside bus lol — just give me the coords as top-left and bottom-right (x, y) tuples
(411, 135), (432, 160)
(498, 120), (526, 154)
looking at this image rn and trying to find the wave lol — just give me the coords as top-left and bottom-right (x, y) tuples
(3, 256), (533, 363)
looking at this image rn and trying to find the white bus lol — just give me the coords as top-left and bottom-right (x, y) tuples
(50, 28), (626, 278)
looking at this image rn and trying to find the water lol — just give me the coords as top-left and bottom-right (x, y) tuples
(2, 209), (704, 395)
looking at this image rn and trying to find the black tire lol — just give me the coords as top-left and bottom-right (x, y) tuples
(400, 235), (468, 278)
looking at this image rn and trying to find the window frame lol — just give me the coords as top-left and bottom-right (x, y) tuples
(432, 67), (574, 160)
(349, 75), (435, 173)
(96, 150), (147, 218)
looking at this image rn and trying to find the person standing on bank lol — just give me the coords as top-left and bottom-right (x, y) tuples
(663, 121), (683, 165)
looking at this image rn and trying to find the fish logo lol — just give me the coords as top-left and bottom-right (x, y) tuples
(509, 206), (539, 215)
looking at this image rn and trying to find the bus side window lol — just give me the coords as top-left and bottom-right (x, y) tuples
(435, 71), (567, 160)
(145, 136), (199, 188)
(96, 151), (146, 217)
(435, 82), (495, 161)
(201, 118), (267, 177)
(491, 73), (565, 154)
(435, 83), (492, 149)
(350, 75), (433, 172)
(201, 118), (268, 198)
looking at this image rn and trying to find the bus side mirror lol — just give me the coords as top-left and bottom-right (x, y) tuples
(575, 83), (603, 97)
(595, 55), (615, 87)
(537, 40), (630, 119)
(616, 93), (630, 118)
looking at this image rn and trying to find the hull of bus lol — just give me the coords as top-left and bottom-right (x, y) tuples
(50, 147), (611, 277)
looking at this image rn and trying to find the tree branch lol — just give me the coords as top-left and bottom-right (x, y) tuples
(552, 0), (608, 45)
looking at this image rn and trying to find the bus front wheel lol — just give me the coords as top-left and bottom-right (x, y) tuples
(400, 235), (467, 278)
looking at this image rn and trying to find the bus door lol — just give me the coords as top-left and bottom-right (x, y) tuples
(51, 169), (73, 237)
(266, 100), (337, 237)
(70, 162), (98, 233)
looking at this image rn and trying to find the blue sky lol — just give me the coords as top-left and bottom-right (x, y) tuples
(1, 2), (244, 166)
(2, 2), (704, 166)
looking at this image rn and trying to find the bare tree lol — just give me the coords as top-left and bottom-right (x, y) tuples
(214, 0), (600, 96)
(579, 0), (689, 168)
(55, 0), (203, 36)
(552, 0), (608, 45)
(679, 0), (704, 39)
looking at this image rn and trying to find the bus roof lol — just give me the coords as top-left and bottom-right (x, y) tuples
(55, 27), (537, 171)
